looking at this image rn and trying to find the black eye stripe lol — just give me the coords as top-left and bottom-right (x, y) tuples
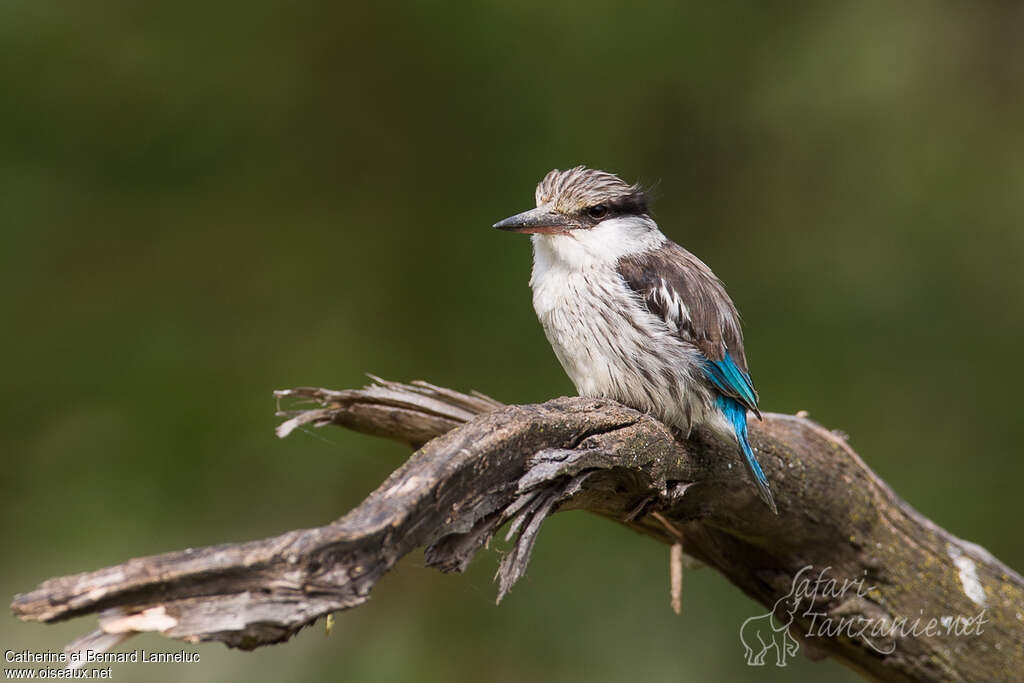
(581, 193), (649, 221)
(615, 193), (649, 215)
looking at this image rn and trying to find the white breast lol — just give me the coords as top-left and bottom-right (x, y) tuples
(529, 235), (714, 433)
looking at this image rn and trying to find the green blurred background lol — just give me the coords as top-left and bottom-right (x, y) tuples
(3, 1), (1022, 681)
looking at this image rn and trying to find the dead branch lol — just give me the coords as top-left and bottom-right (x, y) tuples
(11, 378), (1024, 681)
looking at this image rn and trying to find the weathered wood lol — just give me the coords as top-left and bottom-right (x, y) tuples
(11, 379), (1024, 681)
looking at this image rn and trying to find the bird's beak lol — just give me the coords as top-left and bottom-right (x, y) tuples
(493, 207), (571, 235)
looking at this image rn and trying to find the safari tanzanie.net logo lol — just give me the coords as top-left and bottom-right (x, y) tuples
(739, 565), (988, 667)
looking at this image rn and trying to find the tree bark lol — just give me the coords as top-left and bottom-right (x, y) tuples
(11, 378), (1024, 681)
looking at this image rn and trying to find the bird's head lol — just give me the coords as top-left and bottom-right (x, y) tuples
(493, 166), (662, 264)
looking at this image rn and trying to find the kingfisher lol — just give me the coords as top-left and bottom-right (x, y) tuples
(494, 166), (776, 513)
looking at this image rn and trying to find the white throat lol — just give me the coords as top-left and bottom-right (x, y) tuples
(530, 215), (666, 275)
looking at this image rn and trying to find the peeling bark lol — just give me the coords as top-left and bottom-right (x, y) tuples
(11, 379), (1024, 681)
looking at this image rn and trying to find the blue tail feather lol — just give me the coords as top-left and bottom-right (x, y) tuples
(716, 395), (777, 514)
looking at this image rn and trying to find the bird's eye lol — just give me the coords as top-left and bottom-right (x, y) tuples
(587, 204), (608, 219)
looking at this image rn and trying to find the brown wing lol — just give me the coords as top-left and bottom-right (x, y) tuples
(617, 242), (760, 416)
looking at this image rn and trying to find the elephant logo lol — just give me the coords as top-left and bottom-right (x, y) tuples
(739, 591), (801, 666)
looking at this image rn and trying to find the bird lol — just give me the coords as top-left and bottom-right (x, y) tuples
(493, 166), (777, 514)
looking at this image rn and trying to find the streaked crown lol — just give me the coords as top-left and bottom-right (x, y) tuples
(535, 166), (648, 216)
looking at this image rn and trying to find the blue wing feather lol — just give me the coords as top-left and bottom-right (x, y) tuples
(703, 352), (777, 513)
(701, 352), (759, 416)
